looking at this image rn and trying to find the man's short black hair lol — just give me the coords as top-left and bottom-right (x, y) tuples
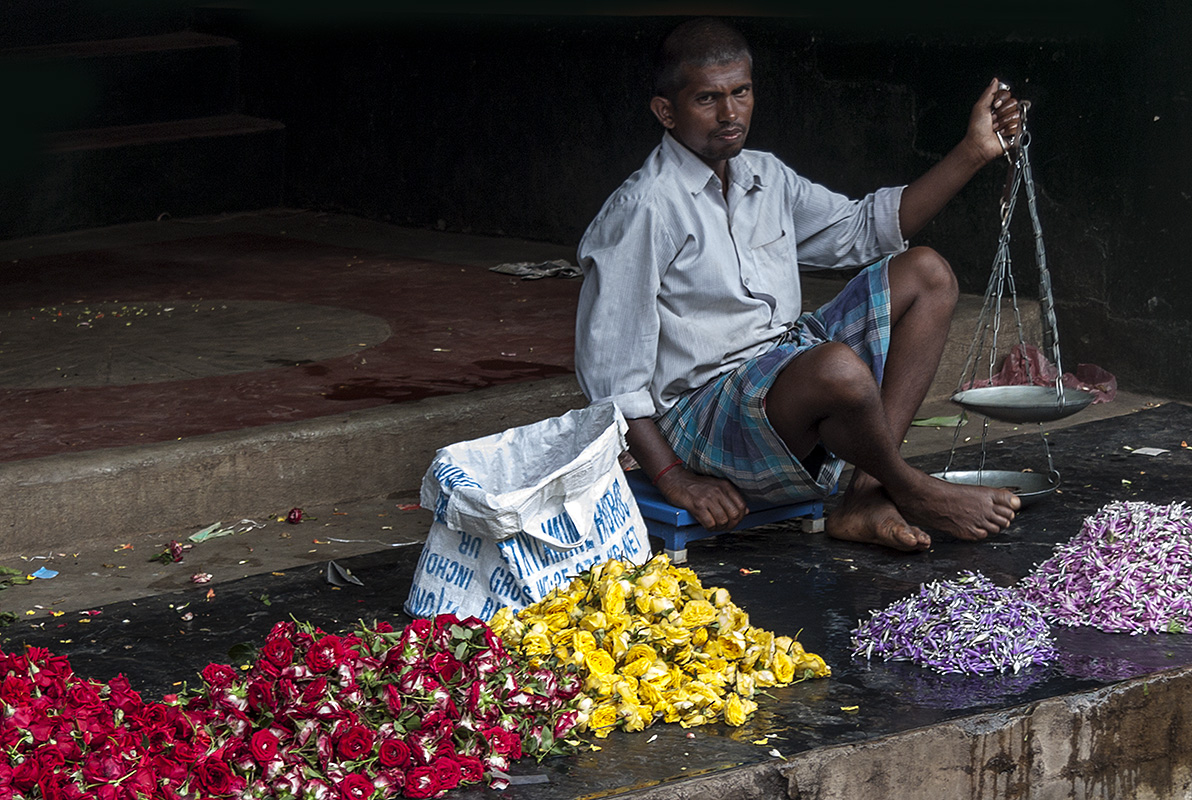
(652, 18), (753, 100)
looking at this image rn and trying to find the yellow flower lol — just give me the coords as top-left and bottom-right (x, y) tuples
(748, 628), (775, 663)
(541, 610), (571, 631)
(571, 629), (597, 654)
(622, 656), (652, 678)
(588, 703), (619, 738)
(521, 631), (552, 656)
(584, 672), (617, 699)
(718, 631), (746, 660)
(772, 651), (794, 684)
(655, 573), (681, 600)
(585, 648), (617, 676)
(618, 701), (650, 733)
(797, 652), (831, 679)
(601, 581), (626, 617)
(489, 606), (515, 638)
(639, 679), (665, 707)
(613, 678), (640, 705)
(723, 692), (757, 726)
(724, 693), (747, 726)
(752, 668), (777, 687)
(579, 611), (608, 633)
(650, 596), (677, 616)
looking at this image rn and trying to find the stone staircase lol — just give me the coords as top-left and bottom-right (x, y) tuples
(0, 3), (285, 239)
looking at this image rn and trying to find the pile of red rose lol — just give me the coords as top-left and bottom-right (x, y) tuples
(0, 615), (582, 800)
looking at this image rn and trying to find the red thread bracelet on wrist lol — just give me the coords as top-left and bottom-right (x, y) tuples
(652, 458), (684, 485)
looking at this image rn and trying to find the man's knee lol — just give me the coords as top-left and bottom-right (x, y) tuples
(777, 342), (876, 407)
(891, 246), (958, 308)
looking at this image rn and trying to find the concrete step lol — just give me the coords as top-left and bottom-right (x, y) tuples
(0, 114), (285, 238)
(2, 32), (241, 130)
(0, 376), (589, 563)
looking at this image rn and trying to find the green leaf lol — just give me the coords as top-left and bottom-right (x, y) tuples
(911, 413), (967, 428)
(227, 641), (258, 666)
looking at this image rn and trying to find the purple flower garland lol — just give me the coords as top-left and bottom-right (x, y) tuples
(851, 571), (1056, 675)
(1019, 501), (1192, 635)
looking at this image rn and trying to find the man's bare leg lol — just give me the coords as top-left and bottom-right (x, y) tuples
(767, 247), (1020, 550)
(831, 247), (955, 550)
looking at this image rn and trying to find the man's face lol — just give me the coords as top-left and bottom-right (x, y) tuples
(652, 58), (754, 172)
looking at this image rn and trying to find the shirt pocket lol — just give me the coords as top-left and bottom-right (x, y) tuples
(746, 223), (794, 291)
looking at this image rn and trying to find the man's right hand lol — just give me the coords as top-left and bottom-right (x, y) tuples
(624, 415), (749, 531)
(655, 466), (749, 532)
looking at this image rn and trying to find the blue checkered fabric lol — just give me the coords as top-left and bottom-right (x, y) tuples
(656, 258), (892, 505)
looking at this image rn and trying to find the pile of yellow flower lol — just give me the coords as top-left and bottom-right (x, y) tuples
(489, 554), (829, 738)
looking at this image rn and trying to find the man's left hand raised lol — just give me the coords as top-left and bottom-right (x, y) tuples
(966, 78), (1023, 165)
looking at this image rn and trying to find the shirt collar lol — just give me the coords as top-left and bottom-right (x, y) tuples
(660, 132), (765, 195)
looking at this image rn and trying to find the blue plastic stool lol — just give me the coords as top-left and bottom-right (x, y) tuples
(625, 469), (827, 563)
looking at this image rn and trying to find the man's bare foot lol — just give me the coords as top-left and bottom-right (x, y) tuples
(826, 482), (932, 552)
(895, 474), (1021, 541)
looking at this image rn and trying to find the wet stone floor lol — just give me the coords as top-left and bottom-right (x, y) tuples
(6, 403), (1192, 798)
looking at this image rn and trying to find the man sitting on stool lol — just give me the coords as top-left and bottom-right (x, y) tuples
(574, 18), (1023, 551)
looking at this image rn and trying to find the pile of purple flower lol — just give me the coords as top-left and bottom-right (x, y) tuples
(851, 571), (1056, 675)
(1018, 501), (1192, 635)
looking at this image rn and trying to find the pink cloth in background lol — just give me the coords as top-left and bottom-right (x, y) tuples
(987, 344), (1117, 403)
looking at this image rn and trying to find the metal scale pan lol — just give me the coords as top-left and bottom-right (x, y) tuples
(951, 385), (1094, 424)
(931, 468), (1057, 506)
(936, 95), (1081, 505)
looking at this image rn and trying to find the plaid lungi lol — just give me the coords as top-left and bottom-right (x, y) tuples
(656, 258), (892, 505)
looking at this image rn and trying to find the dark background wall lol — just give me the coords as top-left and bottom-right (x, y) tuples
(4, 1), (1190, 399)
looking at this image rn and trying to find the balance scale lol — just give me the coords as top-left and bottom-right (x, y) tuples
(933, 95), (1093, 505)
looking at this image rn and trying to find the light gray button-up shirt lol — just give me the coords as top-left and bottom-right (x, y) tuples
(575, 133), (907, 420)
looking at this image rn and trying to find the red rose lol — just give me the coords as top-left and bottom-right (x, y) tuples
(382, 683), (403, 716)
(482, 727), (522, 760)
(194, 757), (244, 796)
(266, 620), (296, 640)
(0, 675), (32, 703)
(301, 676), (330, 706)
(81, 753), (125, 786)
(170, 740), (205, 765)
(261, 637), (295, 668)
(454, 755), (484, 785)
(374, 621), (395, 633)
(553, 710), (580, 740)
(106, 673), (143, 713)
(11, 755), (41, 790)
(246, 680), (277, 714)
(305, 635), (344, 673)
(403, 765), (441, 800)
(336, 724), (375, 762)
(250, 729), (279, 763)
(427, 651), (462, 685)
(337, 773), (374, 800)
(398, 619), (432, 650)
(201, 663), (239, 690)
(152, 752), (190, 785)
(432, 756), (462, 791)
(377, 738), (411, 769)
